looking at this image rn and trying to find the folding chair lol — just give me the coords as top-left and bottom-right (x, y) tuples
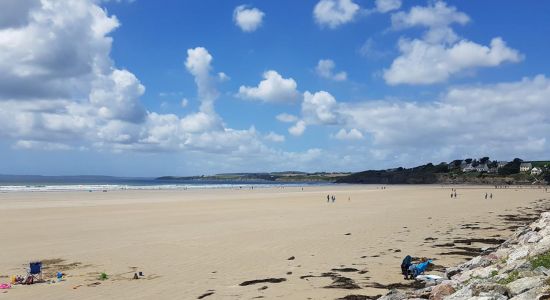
(26, 262), (43, 284)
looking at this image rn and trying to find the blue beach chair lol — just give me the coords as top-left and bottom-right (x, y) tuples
(26, 262), (43, 284)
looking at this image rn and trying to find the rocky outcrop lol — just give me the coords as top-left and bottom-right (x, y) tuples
(380, 212), (550, 300)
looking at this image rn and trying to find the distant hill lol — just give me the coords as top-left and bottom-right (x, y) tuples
(156, 172), (351, 182)
(336, 158), (550, 185)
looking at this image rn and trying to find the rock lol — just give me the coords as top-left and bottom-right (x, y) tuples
(446, 267), (461, 279)
(444, 284), (473, 300)
(471, 266), (499, 279)
(471, 282), (509, 297)
(378, 289), (407, 300)
(533, 266), (550, 276)
(506, 276), (544, 296)
(530, 236), (550, 256)
(428, 283), (455, 300)
(464, 256), (493, 270)
(509, 286), (541, 300)
(507, 246), (530, 263)
(467, 294), (508, 300)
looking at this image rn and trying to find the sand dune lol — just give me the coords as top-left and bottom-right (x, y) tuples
(1, 185), (548, 299)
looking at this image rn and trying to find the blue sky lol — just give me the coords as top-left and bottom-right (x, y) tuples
(0, 0), (549, 176)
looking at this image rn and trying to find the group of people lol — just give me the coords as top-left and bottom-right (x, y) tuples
(326, 194), (336, 203)
(400, 255), (432, 280)
(450, 188), (457, 198)
(485, 192), (493, 199)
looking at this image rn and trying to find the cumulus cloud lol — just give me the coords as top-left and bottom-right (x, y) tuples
(276, 113), (298, 123)
(375, 0), (401, 13)
(265, 132), (285, 143)
(315, 59), (347, 81)
(237, 70), (300, 103)
(384, 37), (523, 85)
(180, 98), (188, 108)
(391, 1), (469, 34)
(313, 0), (360, 29)
(0, 0), (367, 173)
(233, 5), (264, 32)
(289, 120), (306, 136)
(302, 91), (339, 125)
(334, 128), (363, 140)
(384, 1), (522, 85)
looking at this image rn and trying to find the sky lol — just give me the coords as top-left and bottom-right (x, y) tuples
(0, 0), (549, 176)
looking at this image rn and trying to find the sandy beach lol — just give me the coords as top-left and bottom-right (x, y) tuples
(1, 185), (549, 299)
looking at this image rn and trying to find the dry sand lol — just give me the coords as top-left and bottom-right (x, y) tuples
(1, 185), (549, 299)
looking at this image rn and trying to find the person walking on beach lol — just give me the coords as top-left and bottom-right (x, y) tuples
(485, 193), (487, 199)
(327, 194), (330, 203)
(490, 193), (493, 199)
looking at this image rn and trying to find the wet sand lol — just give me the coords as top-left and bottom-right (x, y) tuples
(0, 185), (548, 299)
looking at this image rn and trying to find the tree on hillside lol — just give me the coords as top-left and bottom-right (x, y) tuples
(498, 158), (523, 176)
(480, 157), (490, 164)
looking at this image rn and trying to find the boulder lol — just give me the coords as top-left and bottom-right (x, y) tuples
(471, 282), (509, 297)
(428, 283), (455, 300)
(377, 289), (407, 300)
(506, 276), (544, 297)
(507, 246), (530, 263)
(444, 284), (473, 300)
(533, 266), (550, 276)
(446, 267), (461, 279)
(530, 236), (550, 256)
(509, 286), (543, 300)
(471, 266), (499, 279)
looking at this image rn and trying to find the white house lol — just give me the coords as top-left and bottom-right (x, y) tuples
(476, 164), (489, 172)
(497, 161), (508, 168)
(531, 167), (543, 175)
(520, 162), (533, 172)
(462, 165), (476, 172)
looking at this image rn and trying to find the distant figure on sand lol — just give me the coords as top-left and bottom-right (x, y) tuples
(490, 193), (493, 199)
(327, 195), (330, 203)
(332, 195), (335, 203)
(485, 193), (488, 199)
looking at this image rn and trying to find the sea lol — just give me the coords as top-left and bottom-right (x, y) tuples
(0, 175), (327, 192)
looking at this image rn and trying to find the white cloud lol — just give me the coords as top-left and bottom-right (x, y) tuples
(185, 47), (219, 113)
(289, 120), (306, 136)
(180, 98), (188, 108)
(334, 128), (363, 140)
(0, 0), (371, 173)
(313, 0), (360, 29)
(384, 37), (523, 85)
(315, 59), (347, 81)
(385, 1), (522, 85)
(391, 1), (469, 34)
(276, 113), (298, 123)
(265, 132), (285, 143)
(337, 75), (550, 160)
(233, 5), (264, 32)
(218, 72), (230, 82)
(237, 70), (300, 103)
(375, 0), (401, 13)
(302, 91), (339, 125)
